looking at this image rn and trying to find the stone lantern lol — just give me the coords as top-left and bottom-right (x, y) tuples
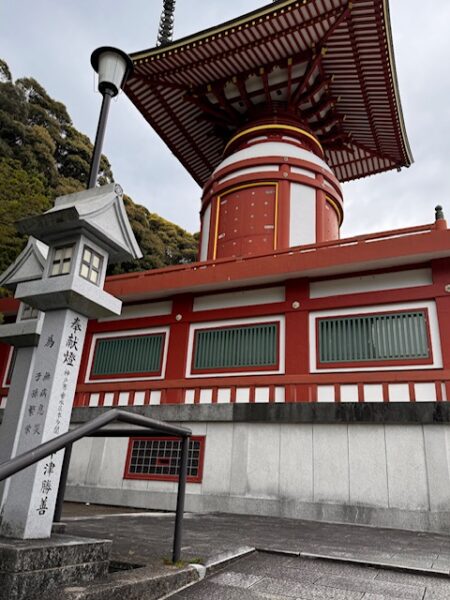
(0, 183), (141, 539)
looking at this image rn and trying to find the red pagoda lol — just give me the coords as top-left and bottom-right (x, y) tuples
(2, 0), (450, 531)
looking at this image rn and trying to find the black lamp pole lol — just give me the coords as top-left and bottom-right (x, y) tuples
(87, 88), (114, 189)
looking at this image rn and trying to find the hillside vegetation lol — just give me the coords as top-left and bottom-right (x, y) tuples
(0, 58), (198, 286)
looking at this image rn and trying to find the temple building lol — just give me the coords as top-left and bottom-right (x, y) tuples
(2, 0), (450, 531)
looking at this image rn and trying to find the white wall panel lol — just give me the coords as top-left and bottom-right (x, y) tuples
(215, 141), (333, 173)
(218, 165), (279, 184)
(340, 385), (358, 403)
(194, 286), (285, 312)
(289, 183), (316, 247)
(279, 424), (313, 502)
(199, 203), (211, 261)
(217, 389), (231, 403)
(415, 383), (437, 402)
(99, 301), (172, 322)
(364, 384), (384, 403)
(348, 425), (388, 507)
(389, 384), (410, 402)
(290, 166), (315, 179)
(246, 424), (280, 497)
(311, 269), (432, 299)
(313, 425), (349, 503)
(385, 426), (429, 510)
(317, 385), (334, 403)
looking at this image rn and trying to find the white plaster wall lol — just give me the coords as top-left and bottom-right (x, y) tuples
(310, 269), (432, 299)
(193, 286), (285, 312)
(98, 301), (173, 322)
(215, 141), (333, 174)
(289, 183), (316, 247)
(67, 422), (450, 531)
(200, 204), (211, 261)
(218, 165), (279, 184)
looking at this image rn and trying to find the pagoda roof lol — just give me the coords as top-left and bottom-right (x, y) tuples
(126, 0), (412, 186)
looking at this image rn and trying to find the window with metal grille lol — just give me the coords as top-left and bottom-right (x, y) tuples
(318, 310), (431, 366)
(124, 436), (205, 483)
(90, 333), (165, 379)
(192, 322), (279, 373)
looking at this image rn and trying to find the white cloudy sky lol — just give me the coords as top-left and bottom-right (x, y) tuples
(1, 1), (449, 237)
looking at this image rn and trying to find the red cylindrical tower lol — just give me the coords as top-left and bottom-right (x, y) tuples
(199, 114), (343, 261)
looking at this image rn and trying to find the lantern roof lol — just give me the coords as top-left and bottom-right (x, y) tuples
(17, 184), (142, 264)
(0, 237), (48, 291)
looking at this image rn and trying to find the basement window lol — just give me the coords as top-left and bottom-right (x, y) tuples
(124, 436), (205, 483)
(317, 309), (432, 368)
(50, 245), (73, 277)
(192, 321), (279, 374)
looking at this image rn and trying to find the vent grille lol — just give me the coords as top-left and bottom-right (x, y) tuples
(319, 311), (429, 364)
(92, 334), (164, 376)
(194, 323), (278, 371)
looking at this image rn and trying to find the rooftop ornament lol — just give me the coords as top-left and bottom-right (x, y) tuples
(157, 0), (177, 46)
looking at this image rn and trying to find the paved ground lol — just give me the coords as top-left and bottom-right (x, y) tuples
(62, 504), (450, 574)
(171, 551), (450, 600)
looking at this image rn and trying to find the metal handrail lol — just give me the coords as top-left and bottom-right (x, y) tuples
(0, 409), (191, 563)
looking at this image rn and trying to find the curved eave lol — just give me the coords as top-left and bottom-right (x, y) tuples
(383, 0), (413, 167)
(126, 0), (413, 186)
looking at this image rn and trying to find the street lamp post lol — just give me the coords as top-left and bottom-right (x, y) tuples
(0, 47), (141, 540)
(87, 47), (133, 189)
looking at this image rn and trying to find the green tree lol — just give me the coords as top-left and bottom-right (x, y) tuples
(0, 158), (51, 274)
(0, 58), (198, 281)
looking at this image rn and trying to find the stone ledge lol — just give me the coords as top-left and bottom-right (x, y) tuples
(68, 402), (450, 425)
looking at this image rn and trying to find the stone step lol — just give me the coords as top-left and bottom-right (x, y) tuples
(0, 534), (111, 600)
(55, 564), (199, 600)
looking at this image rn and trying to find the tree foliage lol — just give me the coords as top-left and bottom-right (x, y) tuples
(0, 58), (198, 286)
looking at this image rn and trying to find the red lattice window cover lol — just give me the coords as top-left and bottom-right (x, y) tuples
(124, 436), (205, 484)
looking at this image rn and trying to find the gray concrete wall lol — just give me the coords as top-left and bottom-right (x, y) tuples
(66, 422), (450, 533)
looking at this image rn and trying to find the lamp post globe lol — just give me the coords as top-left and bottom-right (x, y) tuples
(90, 46), (134, 97)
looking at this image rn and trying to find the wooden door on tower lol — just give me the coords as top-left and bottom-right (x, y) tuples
(215, 184), (277, 258)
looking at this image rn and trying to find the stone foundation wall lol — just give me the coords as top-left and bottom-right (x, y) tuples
(66, 420), (450, 533)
